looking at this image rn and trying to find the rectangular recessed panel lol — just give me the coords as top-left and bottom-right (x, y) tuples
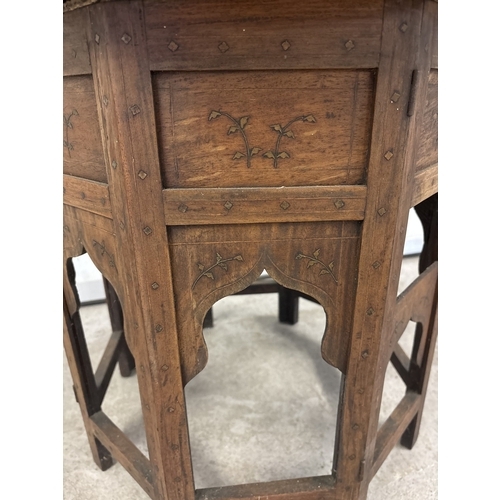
(63, 75), (107, 183)
(153, 70), (375, 188)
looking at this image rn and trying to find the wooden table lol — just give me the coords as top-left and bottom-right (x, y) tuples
(63, 1), (438, 498)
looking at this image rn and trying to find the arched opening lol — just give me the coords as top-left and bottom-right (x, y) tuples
(184, 288), (342, 489)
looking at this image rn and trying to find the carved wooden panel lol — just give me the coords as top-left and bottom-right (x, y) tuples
(167, 222), (361, 383)
(415, 70), (438, 172)
(145, 0), (383, 71)
(63, 7), (92, 76)
(63, 76), (108, 183)
(153, 70), (375, 189)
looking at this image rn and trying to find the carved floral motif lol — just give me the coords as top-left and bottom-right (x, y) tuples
(296, 249), (338, 284)
(209, 110), (317, 168)
(192, 252), (243, 289)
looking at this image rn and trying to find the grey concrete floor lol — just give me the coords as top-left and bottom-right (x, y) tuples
(63, 256), (437, 499)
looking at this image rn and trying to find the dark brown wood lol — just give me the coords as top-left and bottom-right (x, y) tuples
(411, 164), (438, 207)
(163, 186), (367, 225)
(63, 175), (112, 218)
(90, 411), (155, 498)
(63, 76), (108, 182)
(63, 0), (438, 498)
(103, 277), (136, 376)
(196, 475), (336, 500)
(145, 0), (383, 71)
(154, 70), (375, 190)
(63, 7), (92, 76)
(370, 391), (421, 479)
(63, 296), (113, 471)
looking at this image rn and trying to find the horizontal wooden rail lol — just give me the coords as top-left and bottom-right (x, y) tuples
(90, 411), (155, 499)
(63, 175), (112, 219)
(196, 475), (336, 500)
(163, 185), (367, 225)
(370, 392), (421, 480)
(412, 164), (438, 207)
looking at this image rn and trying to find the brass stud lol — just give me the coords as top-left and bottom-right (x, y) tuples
(111, 160), (117, 169)
(143, 226), (152, 235)
(151, 282), (159, 290)
(281, 40), (291, 51)
(121, 33), (132, 44)
(103, 95), (109, 107)
(178, 204), (188, 213)
(224, 201), (233, 211)
(372, 261), (381, 269)
(168, 40), (179, 52)
(138, 170), (147, 179)
(378, 207), (387, 216)
(130, 105), (141, 116)
(390, 91), (401, 103)
(156, 325), (164, 333)
(361, 350), (369, 359)
(384, 150), (394, 161)
(345, 40), (355, 51)
(94, 33), (100, 44)
(366, 307), (374, 316)
(334, 200), (345, 209)
(218, 41), (229, 53)
(280, 201), (290, 210)
(399, 22), (408, 33)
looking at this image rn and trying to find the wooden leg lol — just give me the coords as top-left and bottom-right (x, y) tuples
(63, 296), (114, 471)
(103, 277), (136, 377)
(278, 285), (299, 325)
(400, 194), (438, 449)
(203, 307), (214, 328)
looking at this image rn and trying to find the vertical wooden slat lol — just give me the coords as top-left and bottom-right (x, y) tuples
(331, 1), (436, 498)
(87, 2), (195, 498)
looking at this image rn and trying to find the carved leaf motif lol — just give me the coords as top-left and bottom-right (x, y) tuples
(303, 114), (316, 123)
(263, 151), (275, 159)
(216, 253), (223, 262)
(277, 152), (290, 159)
(284, 130), (295, 138)
(205, 272), (214, 280)
(307, 260), (316, 268)
(270, 124), (283, 132)
(320, 269), (330, 275)
(72, 109), (79, 116)
(239, 116), (249, 129)
(329, 262), (335, 271)
(198, 263), (205, 271)
(250, 147), (262, 156)
(233, 151), (246, 159)
(209, 110), (221, 120)
(63, 141), (69, 147)
(228, 125), (238, 135)
(234, 255), (243, 261)
(218, 262), (228, 271)
(313, 249), (320, 259)
(67, 122), (73, 129)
